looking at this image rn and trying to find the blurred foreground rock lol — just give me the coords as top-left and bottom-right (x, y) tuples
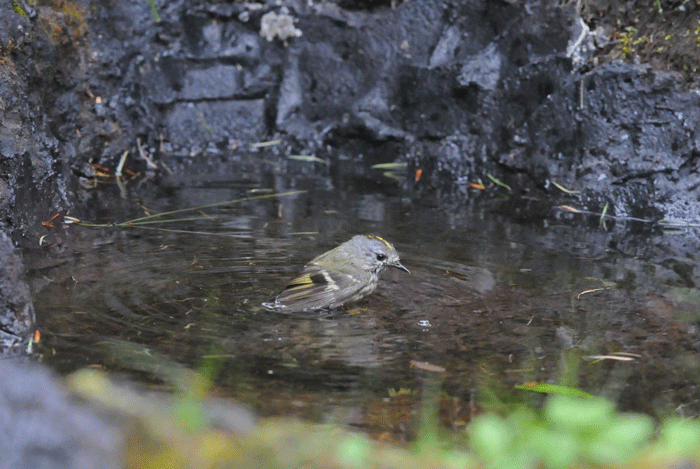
(0, 360), (122, 469)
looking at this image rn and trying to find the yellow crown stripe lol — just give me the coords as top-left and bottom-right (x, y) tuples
(368, 235), (393, 248)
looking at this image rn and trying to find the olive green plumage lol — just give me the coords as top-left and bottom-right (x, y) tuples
(265, 235), (409, 313)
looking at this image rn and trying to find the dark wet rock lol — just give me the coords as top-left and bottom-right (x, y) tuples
(0, 230), (34, 354)
(180, 65), (244, 101)
(165, 99), (266, 152)
(1, 0), (696, 228)
(0, 6), (70, 243)
(0, 0), (699, 235)
(0, 2), (31, 51)
(518, 62), (700, 223)
(0, 360), (122, 469)
(70, 0), (698, 225)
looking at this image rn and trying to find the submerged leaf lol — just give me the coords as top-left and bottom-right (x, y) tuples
(515, 383), (594, 398)
(287, 154), (329, 165)
(551, 180), (581, 194)
(370, 162), (407, 169)
(486, 173), (511, 191)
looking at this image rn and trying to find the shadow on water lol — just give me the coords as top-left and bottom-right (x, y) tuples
(25, 153), (700, 435)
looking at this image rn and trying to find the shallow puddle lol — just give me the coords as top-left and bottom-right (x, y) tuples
(25, 154), (700, 437)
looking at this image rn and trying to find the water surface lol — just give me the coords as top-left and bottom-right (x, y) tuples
(26, 153), (700, 434)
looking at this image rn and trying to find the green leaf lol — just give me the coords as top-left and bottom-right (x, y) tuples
(337, 434), (371, 468)
(469, 414), (513, 462)
(551, 180), (581, 194)
(657, 418), (700, 456)
(287, 154), (329, 165)
(525, 427), (579, 469)
(370, 162), (407, 169)
(545, 396), (614, 438)
(587, 414), (654, 465)
(515, 383), (594, 398)
(250, 139), (282, 148)
(486, 173), (512, 191)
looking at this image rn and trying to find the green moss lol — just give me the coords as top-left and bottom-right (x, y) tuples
(582, 0), (700, 85)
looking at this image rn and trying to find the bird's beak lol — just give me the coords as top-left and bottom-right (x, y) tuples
(390, 261), (410, 274)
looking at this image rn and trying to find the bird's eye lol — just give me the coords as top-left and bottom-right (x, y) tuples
(376, 253), (387, 261)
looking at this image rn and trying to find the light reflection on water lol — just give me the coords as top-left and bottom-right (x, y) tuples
(25, 156), (700, 421)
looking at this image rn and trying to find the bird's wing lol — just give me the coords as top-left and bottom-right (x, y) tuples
(273, 262), (363, 312)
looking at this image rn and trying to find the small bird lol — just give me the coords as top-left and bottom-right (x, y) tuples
(264, 235), (409, 313)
